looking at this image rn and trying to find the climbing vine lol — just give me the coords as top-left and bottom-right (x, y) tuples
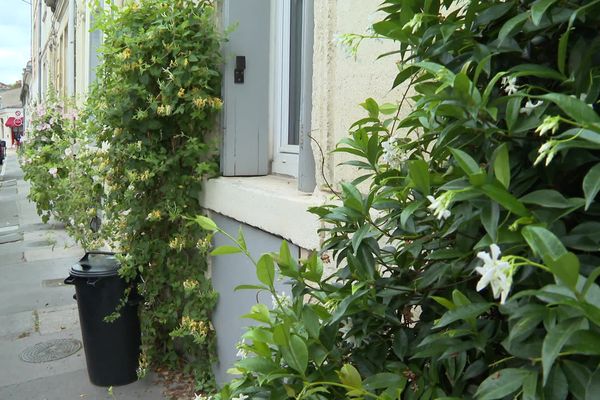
(88, 0), (223, 388)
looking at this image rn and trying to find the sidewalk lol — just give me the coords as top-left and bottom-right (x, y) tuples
(0, 149), (166, 400)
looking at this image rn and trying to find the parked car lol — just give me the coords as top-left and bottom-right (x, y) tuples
(0, 140), (6, 165)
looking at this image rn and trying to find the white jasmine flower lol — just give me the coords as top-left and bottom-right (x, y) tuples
(427, 194), (452, 220)
(520, 99), (543, 116)
(534, 140), (558, 166)
(381, 136), (410, 170)
(339, 318), (353, 336)
(535, 115), (560, 136)
(332, 33), (359, 58)
(475, 244), (513, 304)
(193, 394), (212, 400)
(271, 291), (291, 309)
(501, 76), (519, 95)
(232, 394), (249, 400)
(339, 317), (363, 348)
(345, 335), (363, 348)
(64, 147), (73, 157)
(235, 339), (248, 359)
(48, 167), (58, 178)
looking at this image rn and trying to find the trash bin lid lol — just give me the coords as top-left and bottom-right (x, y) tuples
(70, 252), (121, 278)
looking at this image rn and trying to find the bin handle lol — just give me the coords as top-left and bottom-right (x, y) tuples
(86, 278), (99, 287)
(64, 276), (76, 285)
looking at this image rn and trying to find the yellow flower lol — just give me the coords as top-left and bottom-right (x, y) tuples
(146, 210), (162, 221)
(183, 280), (199, 290)
(193, 97), (207, 109)
(157, 104), (173, 116)
(177, 88), (186, 98)
(122, 48), (132, 60)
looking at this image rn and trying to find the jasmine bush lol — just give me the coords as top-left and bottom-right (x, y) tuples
(210, 1), (600, 399)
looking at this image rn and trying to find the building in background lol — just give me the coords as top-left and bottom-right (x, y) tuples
(29, 0), (102, 104)
(0, 87), (24, 146)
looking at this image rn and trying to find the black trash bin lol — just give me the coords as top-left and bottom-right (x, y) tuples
(64, 252), (141, 386)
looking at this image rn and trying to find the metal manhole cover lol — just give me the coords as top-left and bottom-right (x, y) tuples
(19, 339), (82, 363)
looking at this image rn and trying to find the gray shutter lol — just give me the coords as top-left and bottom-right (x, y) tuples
(221, 0), (270, 176)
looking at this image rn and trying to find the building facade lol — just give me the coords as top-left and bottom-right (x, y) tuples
(0, 88), (25, 145)
(29, 0), (406, 384)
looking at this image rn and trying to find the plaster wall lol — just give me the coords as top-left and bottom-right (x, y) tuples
(311, 0), (412, 189)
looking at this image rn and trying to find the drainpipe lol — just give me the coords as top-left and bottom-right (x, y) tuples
(37, 0), (42, 101)
(67, 0), (75, 97)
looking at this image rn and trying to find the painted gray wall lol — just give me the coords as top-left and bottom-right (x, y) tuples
(210, 213), (298, 386)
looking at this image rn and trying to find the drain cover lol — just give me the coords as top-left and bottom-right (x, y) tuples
(19, 339), (82, 363)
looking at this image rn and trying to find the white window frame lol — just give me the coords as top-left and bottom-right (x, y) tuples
(271, 0), (299, 177)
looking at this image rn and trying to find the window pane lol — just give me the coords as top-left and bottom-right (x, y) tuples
(287, 0), (303, 146)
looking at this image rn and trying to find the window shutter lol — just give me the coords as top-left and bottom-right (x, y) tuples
(221, 0), (271, 176)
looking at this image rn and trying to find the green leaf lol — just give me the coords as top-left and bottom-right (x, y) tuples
(449, 147), (481, 176)
(481, 202), (500, 242)
(434, 303), (492, 329)
(563, 360), (590, 400)
(520, 190), (573, 208)
(480, 184), (529, 217)
(547, 252), (580, 289)
(236, 357), (278, 374)
(544, 364), (568, 400)
(302, 306), (321, 339)
(236, 226), (247, 251)
(234, 284), (268, 291)
(210, 245), (242, 256)
(564, 330), (600, 355)
(282, 335), (308, 375)
(400, 200), (423, 228)
(341, 182), (364, 212)
(542, 318), (587, 385)
(351, 224), (371, 254)
(256, 254), (275, 289)
(586, 367), (600, 400)
(338, 364), (362, 389)
(540, 93), (600, 124)
(522, 226), (567, 264)
(409, 159), (431, 196)
(522, 370), (538, 400)
(583, 163), (600, 210)
(506, 97), (521, 132)
(364, 373), (403, 390)
(273, 324), (290, 347)
(431, 296), (456, 311)
(242, 304), (271, 324)
(493, 143), (510, 189)
(498, 13), (529, 44)
(531, 0), (558, 25)
(475, 368), (533, 400)
(195, 215), (218, 231)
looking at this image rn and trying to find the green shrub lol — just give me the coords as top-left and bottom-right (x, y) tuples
(211, 1), (600, 399)
(21, 93), (104, 249)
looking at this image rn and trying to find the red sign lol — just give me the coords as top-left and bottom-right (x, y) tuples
(14, 118), (23, 127)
